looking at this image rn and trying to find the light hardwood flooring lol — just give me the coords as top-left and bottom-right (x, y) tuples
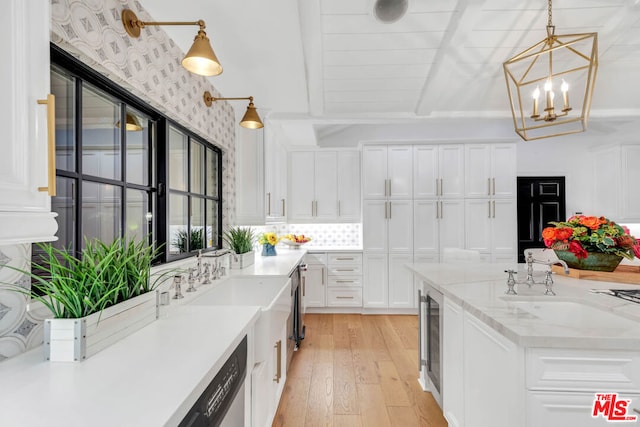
(272, 314), (448, 427)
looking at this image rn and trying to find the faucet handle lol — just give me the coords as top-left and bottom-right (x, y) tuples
(504, 269), (517, 295)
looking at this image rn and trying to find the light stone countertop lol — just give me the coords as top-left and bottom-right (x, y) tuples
(407, 262), (640, 350)
(0, 251), (309, 426)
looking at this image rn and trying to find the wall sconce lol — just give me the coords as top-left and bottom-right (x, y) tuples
(203, 91), (264, 129)
(121, 9), (222, 77)
(115, 112), (143, 131)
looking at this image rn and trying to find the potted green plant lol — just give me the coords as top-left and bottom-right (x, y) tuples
(223, 226), (256, 269)
(3, 237), (170, 362)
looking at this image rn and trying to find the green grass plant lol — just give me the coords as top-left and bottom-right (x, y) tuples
(223, 226), (255, 254)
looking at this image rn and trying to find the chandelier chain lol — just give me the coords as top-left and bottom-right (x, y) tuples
(547, 0), (553, 27)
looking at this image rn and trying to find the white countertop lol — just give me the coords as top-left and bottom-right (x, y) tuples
(408, 262), (640, 350)
(0, 305), (260, 426)
(228, 249), (307, 277)
(304, 246), (363, 252)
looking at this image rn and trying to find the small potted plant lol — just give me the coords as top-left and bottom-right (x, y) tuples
(223, 226), (256, 269)
(2, 237), (171, 362)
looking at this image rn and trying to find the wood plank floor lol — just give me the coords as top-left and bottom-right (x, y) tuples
(272, 314), (447, 427)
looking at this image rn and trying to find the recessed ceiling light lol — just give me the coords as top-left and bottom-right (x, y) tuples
(374, 0), (408, 23)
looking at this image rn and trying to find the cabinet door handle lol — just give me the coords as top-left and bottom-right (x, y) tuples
(321, 267), (325, 285)
(336, 257), (354, 261)
(384, 179), (388, 197)
(487, 178), (491, 196)
(493, 200), (496, 218)
(281, 199), (285, 217)
(492, 178), (496, 196)
(384, 201), (388, 219)
(336, 296), (354, 299)
(388, 179), (392, 197)
(335, 269), (354, 272)
(389, 201), (392, 219)
(440, 201), (443, 219)
(37, 94), (56, 196)
(336, 280), (355, 283)
(440, 178), (443, 196)
(488, 201), (491, 218)
(273, 340), (282, 383)
(267, 192), (271, 216)
(302, 276), (306, 297)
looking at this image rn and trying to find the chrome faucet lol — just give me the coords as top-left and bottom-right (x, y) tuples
(197, 249), (203, 278)
(186, 267), (197, 292)
(524, 251), (569, 286)
(172, 275), (184, 299)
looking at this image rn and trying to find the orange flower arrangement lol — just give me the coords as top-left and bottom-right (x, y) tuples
(542, 215), (640, 260)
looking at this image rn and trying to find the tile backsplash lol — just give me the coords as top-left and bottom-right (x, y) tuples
(239, 223), (362, 249)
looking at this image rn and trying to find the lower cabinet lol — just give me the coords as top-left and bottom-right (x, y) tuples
(303, 253), (327, 308)
(327, 252), (362, 307)
(363, 253), (414, 308)
(251, 319), (288, 426)
(442, 298), (640, 427)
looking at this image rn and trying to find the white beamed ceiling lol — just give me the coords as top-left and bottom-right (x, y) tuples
(142, 0), (640, 143)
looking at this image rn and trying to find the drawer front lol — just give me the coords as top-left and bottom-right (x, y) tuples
(527, 348), (640, 392)
(328, 253), (363, 266)
(327, 265), (362, 276)
(327, 288), (363, 307)
(328, 276), (362, 287)
(305, 252), (327, 265)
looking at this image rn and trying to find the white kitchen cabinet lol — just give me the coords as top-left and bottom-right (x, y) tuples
(235, 127), (264, 224)
(362, 145), (413, 199)
(388, 253), (414, 308)
(414, 199), (465, 258)
(413, 145), (464, 199)
(363, 253), (388, 307)
(363, 199), (413, 253)
(326, 252), (363, 307)
(336, 150), (361, 221)
(592, 144), (640, 222)
(303, 253), (327, 308)
(264, 133), (287, 222)
(0, 0), (58, 244)
(443, 297), (464, 427)
(464, 198), (517, 260)
(464, 143), (516, 199)
(288, 150), (360, 222)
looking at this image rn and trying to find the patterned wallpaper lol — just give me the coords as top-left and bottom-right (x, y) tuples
(0, 0), (239, 360)
(245, 223), (362, 249)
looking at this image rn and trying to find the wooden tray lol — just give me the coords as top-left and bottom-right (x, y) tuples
(551, 264), (640, 285)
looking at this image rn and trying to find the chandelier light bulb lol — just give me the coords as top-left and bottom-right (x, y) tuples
(531, 86), (541, 117)
(561, 79), (571, 112)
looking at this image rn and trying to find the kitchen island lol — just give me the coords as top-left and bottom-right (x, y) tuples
(408, 262), (640, 427)
(0, 250), (307, 426)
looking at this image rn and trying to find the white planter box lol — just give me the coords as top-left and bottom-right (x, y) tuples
(230, 250), (255, 269)
(44, 290), (159, 362)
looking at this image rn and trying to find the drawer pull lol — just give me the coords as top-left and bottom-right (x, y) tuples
(336, 280), (355, 283)
(335, 257), (354, 261)
(335, 269), (354, 272)
(336, 296), (354, 299)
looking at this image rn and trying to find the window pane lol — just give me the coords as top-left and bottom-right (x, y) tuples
(169, 127), (187, 191)
(51, 68), (75, 172)
(190, 197), (205, 251)
(51, 176), (76, 252)
(82, 181), (122, 246)
(126, 189), (150, 242)
(191, 141), (204, 194)
(82, 84), (121, 180)
(206, 150), (218, 197)
(206, 199), (219, 249)
(169, 193), (188, 254)
(125, 108), (149, 186)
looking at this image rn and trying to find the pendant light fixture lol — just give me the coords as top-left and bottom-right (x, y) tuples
(203, 91), (264, 129)
(115, 112), (143, 132)
(121, 9), (222, 77)
(503, 0), (598, 141)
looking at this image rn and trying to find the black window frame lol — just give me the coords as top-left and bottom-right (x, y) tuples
(48, 44), (223, 264)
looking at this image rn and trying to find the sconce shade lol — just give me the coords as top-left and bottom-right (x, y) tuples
(240, 102), (264, 129)
(115, 112), (143, 131)
(182, 30), (223, 76)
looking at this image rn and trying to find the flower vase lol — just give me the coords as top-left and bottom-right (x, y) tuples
(554, 250), (623, 272)
(262, 243), (277, 256)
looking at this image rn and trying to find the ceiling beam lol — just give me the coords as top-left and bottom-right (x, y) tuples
(297, 0), (324, 116)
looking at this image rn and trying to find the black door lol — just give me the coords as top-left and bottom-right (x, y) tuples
(517, 177), (566, 263)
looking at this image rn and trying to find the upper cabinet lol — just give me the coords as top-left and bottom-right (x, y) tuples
(593, 144), (640, 222)
(0, 0), (58, 244)
(362, 145), (412, 199)
(288, 150), (360, 223)
(264, 135), (287, 223)
(465, 144), (516, 199)
(414, 145), (465, 199)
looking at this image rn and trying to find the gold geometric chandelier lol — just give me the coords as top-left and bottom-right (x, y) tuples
(503, 0), (598, 141)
